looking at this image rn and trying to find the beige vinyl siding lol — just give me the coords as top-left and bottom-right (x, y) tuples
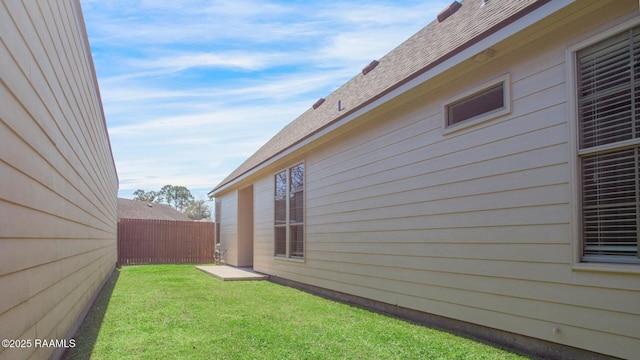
(253, 176), (275, 273)
(251, 5), (640, 358)
(218, 186), (254, 267)
(0, 1), (118, 359)
(237, 186), (254, 266)
(218, 191), (239, 266)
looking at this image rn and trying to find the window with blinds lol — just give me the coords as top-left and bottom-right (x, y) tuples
(274, 163), (304, 259)
(577, 25), (640, 263)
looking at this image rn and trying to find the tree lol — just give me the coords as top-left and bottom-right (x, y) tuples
(133, 185), (194, 213)
(155, 184), (172, 204)
(184, 199), (212, 221)
(164, 185), (193, 212)
(133, 189), (157, 202)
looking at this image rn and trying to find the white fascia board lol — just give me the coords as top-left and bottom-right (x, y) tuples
(212, 0), (575, 196)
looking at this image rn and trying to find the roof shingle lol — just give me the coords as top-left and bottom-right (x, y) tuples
(117, 198), (192, 221)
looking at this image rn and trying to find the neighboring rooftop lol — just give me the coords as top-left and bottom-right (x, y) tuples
(210, 0), (548, 194)
(117, 198), (191, 221)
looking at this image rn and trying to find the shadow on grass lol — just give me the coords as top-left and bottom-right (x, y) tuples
(62, 268), (120, 359)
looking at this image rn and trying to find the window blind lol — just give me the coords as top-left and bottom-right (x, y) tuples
(578, 29), (640, 148)
(577, 26), (640, 262)
(581, 149), (638, 257)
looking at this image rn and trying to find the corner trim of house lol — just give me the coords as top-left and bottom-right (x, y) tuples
(53, 263), (117, 360)
(269, 276), (618, 360)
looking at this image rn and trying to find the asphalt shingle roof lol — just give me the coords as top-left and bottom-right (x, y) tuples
(117, 198), (192, 221)
(211, 0), (547, 194)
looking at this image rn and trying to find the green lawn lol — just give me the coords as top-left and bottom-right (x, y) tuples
(65, 265), (528, 359)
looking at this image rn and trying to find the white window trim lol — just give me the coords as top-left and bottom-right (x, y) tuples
(273, 162), (306, 262)
(442, 73), (512, 135)
(566, 16), (640, 274)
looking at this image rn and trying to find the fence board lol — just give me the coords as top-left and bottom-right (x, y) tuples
(118, 219), (215, 265)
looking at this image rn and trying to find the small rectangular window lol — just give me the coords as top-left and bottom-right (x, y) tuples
(443, 75), (511, 133)
(447, 83), (504, 126)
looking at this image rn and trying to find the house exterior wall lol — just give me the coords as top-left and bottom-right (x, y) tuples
(0, 1), (118, 359)
(219, 190), (239, 266)
(254, 176), (276, 271)
(217, 186), (255, 267)
(250, 3), (640, 359)
(237, 186), (254, 267)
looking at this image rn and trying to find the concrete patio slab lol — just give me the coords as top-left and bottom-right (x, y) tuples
(196, 265), (267, 281)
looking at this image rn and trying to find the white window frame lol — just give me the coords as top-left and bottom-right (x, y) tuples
(567, 17), (640, 273)
(442, 73), (512, 134)
(274, 162), (305, 261)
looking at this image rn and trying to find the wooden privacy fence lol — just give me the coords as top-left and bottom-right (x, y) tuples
(118, 219), (215, 265)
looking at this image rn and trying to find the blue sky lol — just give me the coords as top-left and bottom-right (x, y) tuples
(80, 0), (451, 200)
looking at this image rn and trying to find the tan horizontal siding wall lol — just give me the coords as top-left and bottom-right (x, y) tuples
(254, 177), (274, 272)
(219, 191), (239, 266)
(0, 1), (117, 359)
(253, 5), (640, 358)
(237, 186), (254, 267)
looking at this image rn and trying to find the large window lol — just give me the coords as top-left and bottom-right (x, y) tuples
(275, 163), (304, 259)
(576, 25), (640, 264)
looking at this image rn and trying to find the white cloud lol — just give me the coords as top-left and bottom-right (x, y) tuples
(82, 0), (452, 198)
(132, 51), (279, 72)
(108, 97), (312, 196)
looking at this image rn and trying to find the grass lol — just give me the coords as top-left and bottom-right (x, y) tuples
(65, 265), (528, 360)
